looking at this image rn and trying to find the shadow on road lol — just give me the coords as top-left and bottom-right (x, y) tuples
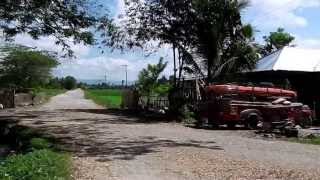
(66, 108), (175, 124)
(32, 122), (223, 162)
(59, 135), (223, 162)
(0, 108), (223, 162)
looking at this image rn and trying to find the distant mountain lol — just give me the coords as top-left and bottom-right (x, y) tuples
(78, 79), (134, 85)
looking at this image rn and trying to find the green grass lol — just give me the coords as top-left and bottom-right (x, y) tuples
(0, 150), (71, 180)
(289, 136), (320, 145)
(30, 138), (53, 150)
(0, 127), (72, 180)
(85, 89), (122, 108)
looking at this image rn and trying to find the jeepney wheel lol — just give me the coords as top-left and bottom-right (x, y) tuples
(227, 122), (236, 129)
(246, 115), (259, 130)
(208, 117), (219, 129)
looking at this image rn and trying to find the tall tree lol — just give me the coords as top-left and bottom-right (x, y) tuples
(191, 0), (250, 82)
(0, 47), (59, 88)
(107, 0), (197, 86)
(0, 0), (112, 56)
(109, 0), (253, 84)
(216, 23), (259, 76)
(262, 28), (295, 55)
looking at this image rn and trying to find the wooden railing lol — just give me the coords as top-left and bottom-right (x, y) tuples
(139, 96), (169, 110)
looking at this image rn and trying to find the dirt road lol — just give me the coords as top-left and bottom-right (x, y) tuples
(4, 89), (320, 179)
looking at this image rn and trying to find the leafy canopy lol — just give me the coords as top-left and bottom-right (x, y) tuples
(0, 0), (112, 56)
(262, 28), (295, 55)
(0, 47), (59, 88)
(111, 0), (257, 82)
(63, 76), (78, 90)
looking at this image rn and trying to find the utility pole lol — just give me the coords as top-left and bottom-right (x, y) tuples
(104, 72), (107, 85)
(121, 64), (128, 88)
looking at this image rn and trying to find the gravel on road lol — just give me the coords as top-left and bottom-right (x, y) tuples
(3, 89), (320, 180)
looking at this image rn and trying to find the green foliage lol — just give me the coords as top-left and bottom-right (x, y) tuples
(136, 57), (168, 97)
(218, 41), (259, 77)
(85, 89), (122, 108)
(62, 76), (77, 90)
(181, 106), (197, 126)
(242, 24), (255, 40)
(0, 125), (71, 180)
(262, 28), (295, 55)
(0, 149), (71, 180)
(154, 84), (172, 96)
(46, 78), (63, 89)
(117, 0), (255, 83)
(46, 76), (79, 90)
(0, 1), (112, 57)
(30, 138), (52, 150)
(0, 47), (59, 89)
(190, 0), (253, 81)
(77, 82), (87, 89)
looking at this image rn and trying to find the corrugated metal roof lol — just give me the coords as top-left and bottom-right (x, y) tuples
(254, 47), (320, 72)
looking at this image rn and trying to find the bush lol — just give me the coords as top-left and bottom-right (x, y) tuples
(181, 105), (197, 126)
(0, 149), (71, 180)
(30, 138), (52, 150)
(63, 76), (77, 90)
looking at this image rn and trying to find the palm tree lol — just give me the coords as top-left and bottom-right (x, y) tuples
(181, 0), (254, 83)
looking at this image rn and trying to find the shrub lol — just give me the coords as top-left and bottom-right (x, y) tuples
(30, 138), (52, 150)
(181, 105), (198, 126)
(63, 76), (77, 90)
(0, 150), (71, 180)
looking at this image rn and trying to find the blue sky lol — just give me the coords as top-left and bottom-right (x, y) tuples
(12, 0), (320, 82)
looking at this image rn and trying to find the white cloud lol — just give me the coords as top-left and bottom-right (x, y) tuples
(13, 34), (91, 57)
(116, 0), (125, 18)
(54, 49), (174, 82)
(247, 0), (320, 29)
(294, 35), (320, 49)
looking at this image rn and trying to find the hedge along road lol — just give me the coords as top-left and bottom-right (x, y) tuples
(3, 89), (320, 180)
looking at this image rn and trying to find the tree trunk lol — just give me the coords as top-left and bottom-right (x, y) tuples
(173, 45), (177, 87)
(207, 56), (213, 84)
(207, 41), (220, 84)
(178, 50), (184, 88)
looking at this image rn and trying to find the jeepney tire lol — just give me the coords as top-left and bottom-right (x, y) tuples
(208, 117), (219, 129)
(227, 122), (236, 129)
(246, 115), (259, 130)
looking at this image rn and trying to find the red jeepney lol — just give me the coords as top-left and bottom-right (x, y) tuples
(200, 84), (312, 129)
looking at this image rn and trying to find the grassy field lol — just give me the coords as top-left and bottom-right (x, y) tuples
(85, 89), (122, 108)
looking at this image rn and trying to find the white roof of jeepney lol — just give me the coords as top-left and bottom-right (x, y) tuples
(254, 47), (320, 72)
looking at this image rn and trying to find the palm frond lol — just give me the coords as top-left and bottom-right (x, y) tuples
(179, 47), (205, 78)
